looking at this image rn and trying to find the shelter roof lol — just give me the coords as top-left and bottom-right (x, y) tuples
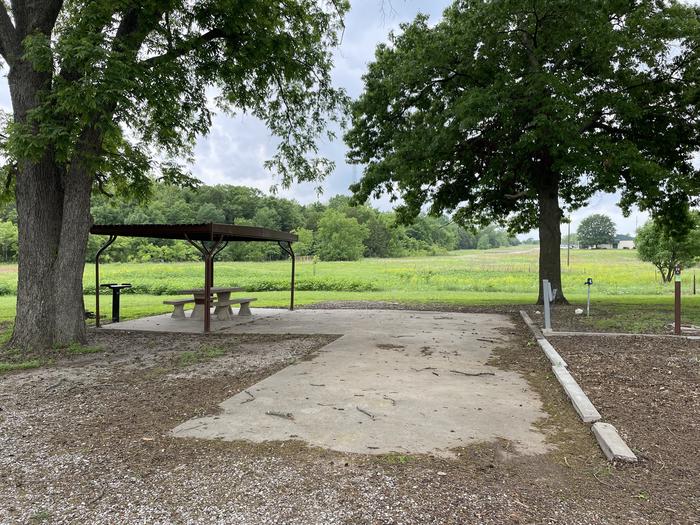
(90, 223), (297, 243)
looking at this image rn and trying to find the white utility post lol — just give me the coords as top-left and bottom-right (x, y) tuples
(542, 279), (557, 331)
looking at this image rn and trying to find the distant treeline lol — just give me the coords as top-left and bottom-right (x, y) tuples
(0, 184), (523, 262)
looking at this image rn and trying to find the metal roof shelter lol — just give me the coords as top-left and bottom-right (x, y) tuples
(90, 223), (298, 332)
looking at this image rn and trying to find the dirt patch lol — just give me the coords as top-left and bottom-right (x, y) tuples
(0, 315), (697, 523)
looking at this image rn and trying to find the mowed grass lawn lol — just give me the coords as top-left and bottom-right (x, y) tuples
(0, 246), (697, 329)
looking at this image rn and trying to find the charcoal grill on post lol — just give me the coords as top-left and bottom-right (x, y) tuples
(100, 283), (132, 323)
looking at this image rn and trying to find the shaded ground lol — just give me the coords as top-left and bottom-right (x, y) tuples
(0, 311), (697, 524)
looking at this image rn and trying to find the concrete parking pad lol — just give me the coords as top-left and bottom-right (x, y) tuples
(145, 309), (550, 457)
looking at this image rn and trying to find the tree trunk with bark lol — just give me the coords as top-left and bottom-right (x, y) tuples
(5, 32), (92, 351)
(536, 172), (568, 305)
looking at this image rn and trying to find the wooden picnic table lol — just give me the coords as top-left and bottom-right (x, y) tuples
(178, 286), (243, 320)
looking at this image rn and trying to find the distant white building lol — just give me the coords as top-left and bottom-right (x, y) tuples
(617, 239), (635, 250)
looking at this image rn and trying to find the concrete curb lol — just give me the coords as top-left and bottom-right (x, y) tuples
(519, 311), (567, 367)
(551, 365), (601, 423)
(519, 310), (637, 463)
(519, 310), (545, 339)
(539, 339), (567, 368)
(592, 422), (637, 462)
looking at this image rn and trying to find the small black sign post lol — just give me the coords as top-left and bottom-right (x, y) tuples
(674, 265), (682, 335)
(585, 277), (593, 317)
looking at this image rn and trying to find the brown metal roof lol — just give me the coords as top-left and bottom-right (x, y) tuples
(90, 223), (297, 243)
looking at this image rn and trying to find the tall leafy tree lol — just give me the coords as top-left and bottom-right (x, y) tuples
(636, 216), (700, 282)
(345, 0), (700, 303)
(0, 0), (348, 350)
(316, 209), (368, 261)
(577, 214), (616, 248)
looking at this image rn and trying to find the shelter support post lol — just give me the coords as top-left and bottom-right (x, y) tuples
(185, 235), (225, 333)
(278, 241), (295, 311)
(211, 240), (228, 288)
(94, 235), (117, 328)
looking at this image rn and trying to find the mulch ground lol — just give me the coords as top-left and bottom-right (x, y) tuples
(0, 307), (698, 524)
(551, 335), (700, 520)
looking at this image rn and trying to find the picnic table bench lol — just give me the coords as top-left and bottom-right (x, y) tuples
(163, 298), (194, 319)
(212, 297), (257, 318)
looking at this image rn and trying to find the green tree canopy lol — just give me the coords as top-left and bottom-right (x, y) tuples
(293, 227), (315, 256)
(577, 214), (616, 248)
(636, 215), (700, 282)
(195, 202), (226, 224)
(345, 0), (700, 303)
(85, 183), (498, 263)
(316, 209), (368, 261)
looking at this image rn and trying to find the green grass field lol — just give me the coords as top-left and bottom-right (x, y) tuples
(0, 246), (697, 327)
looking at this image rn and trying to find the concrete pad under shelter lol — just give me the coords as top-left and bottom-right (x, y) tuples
(110, 309), (550, 456)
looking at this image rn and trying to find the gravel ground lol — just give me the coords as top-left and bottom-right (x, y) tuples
(0, 313), (698, 524)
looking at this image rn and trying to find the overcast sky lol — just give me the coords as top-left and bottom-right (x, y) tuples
(0, 1), (665, 237)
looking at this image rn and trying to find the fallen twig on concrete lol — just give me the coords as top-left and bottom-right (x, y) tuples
(240, 390), (255, 404)
(356, 406), (375, 420)
(449, 370), (495, 377)
(266, 411), (294, 421)
(383, 395), (396, 406)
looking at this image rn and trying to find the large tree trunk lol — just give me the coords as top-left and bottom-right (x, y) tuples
(536, 174), (568, 305)
(7, 62), (92, 351)
(11, 156), (93, 351)
(52, 129), (101, 346)
(8, 61), (64, 350)
(12, 156), (64, 350)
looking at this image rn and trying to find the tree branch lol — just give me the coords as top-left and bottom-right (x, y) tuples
(505, 191), (528, 200)
(139, 28), (226, 68)
(0, 3), (19, 64)
(34, 0), (63, 34)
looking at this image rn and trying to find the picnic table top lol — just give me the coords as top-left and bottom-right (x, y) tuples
(179, 287), (244, 295)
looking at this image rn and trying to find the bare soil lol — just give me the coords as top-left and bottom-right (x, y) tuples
(0, 312), (698, 524)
